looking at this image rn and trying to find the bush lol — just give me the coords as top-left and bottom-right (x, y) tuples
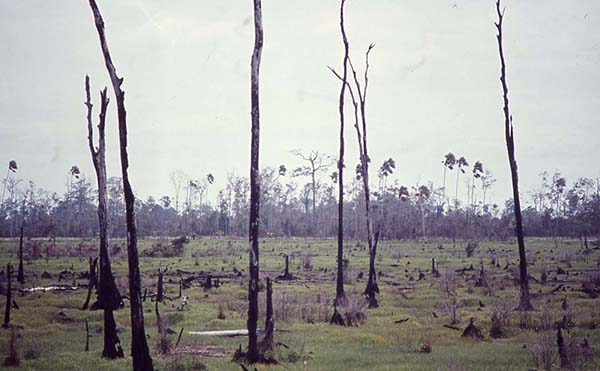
(302, 253), (313, 271)
(489, 300), (511, 338)
(341, 294), (367, 326)
(527, 334), (557, 371)
(142, 236), (189, 258)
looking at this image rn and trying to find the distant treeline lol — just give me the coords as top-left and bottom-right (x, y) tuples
(0, 167), (598, 240)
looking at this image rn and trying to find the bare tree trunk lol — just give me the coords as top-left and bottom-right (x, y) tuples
(334, 0), (349, 307)
(258, 277), (274, 354)
(2, 263), (11, 328)
(85, 75), (124, 358)
(82, 256), (98, 310)
(247, 0), (263, 363)
(495, 0), (533, 311)
(331, 43), (378, 307)
(156, 266), (164, 302)
(17, 227), (24, 284)
(348, 45), (379, 308)
(88, 1), (154, 368)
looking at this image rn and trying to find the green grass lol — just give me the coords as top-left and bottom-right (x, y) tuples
(0, 237), (599, 370)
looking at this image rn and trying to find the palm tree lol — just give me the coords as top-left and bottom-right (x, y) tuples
(442, 153), (455, 207)
(1, 160), (18, 205)
(471, 161), (483, 211)
(454, 156), (468, 209)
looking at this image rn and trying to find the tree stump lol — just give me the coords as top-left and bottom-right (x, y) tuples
(461, 318), (483, 340)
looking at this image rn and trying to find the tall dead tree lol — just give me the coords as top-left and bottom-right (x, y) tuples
(495, 0), (533, 311)
(333, 0), (349, 307)
(85, 75), (124, 358)
(88, 1), (153, 368)
(328, 25), (379, 309)
(17, 227), (24, 284)
(350, 44), (380, 308)
(247, 0), (263, 363)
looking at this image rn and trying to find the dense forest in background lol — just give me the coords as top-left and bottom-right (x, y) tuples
(1, 161), (598, 240)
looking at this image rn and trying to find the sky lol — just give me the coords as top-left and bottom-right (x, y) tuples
(1, 0), (599, 207)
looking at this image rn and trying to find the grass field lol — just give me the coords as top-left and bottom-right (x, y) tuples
(0, 236), (598, 370)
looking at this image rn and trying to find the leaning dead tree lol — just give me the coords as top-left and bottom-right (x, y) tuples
(495, 0), (533, 311)
(333, 0), (349, 308)
(246, 0), (264, 363)
(84, 75), (124, 358)
(88, 0), (154, 368)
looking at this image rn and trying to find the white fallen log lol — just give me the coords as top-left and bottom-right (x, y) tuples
(187, 329), (263, 337)
(21, 285), (80, 293)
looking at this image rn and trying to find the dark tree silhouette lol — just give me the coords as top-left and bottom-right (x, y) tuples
(247, 0), (263, 363)
(454, 156), (468, 209)
(494, 0), (533, 311)
(2, 263), (12, 328)
(348, 44), (380, 308)
(88, 0), (154, 368)
(331, 42), (379, 308)
(84, 75), (124, 358)
(333, 0), (349, 307)
(17, 227), (24, 284)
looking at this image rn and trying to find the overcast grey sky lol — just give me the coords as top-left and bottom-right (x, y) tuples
(1, 0), (599, 206)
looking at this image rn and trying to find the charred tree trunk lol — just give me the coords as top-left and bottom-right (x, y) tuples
(329, 43), (378, 308)
(432, 257), (440, 278)
(85, 76), (123, 358)
(85, 319), (90, 352)
(17, 227), (24, 284)
(2, 264), (11, 328)
(88, 1), (153, 368)
(247, 0), (263, 364)
(334, 0), (349, 307)
(82, 256), (99, 310)
(277, 255), (294, 280)
(258, 277), (274, 355)
(156, 267), (164, 302)
(557, 326), (571, 370)
(495, 0), (533, 311)
(364, 231), (380, 307)
(348, 44), (379, 308)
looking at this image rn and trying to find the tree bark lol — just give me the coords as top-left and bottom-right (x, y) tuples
(334, 0), (349, 306)
(85, 75), (124, 358)
(88, 1), (153, 368)
(258, 277), (274, 354)
(247, 0), (263, 363)
(2, 263), (11, 328)
(495, 0), (533, 311)
(17, 227), (24, 284)
(156, 267), (164, 302)
(82, 256), (98, 310)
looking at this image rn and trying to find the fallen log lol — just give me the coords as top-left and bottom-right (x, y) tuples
(188, 329), (263, 337)
(188, 328), (288, 337)
(20, 285), (81, 293)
